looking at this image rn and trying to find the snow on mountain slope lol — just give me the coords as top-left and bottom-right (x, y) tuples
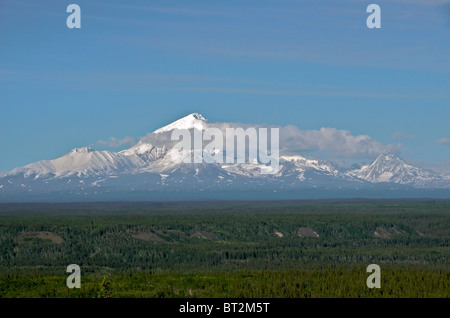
(119, 112), (208, 166)
(223, 155), (339, 179)
(6, 147), (145, 178)
(276, 155), (367, 186)
(121, 142), (167, 162)
(153, 113), (208, 134)
(222, 163), (280, 178)
(280, 155), (340, 175)
(352, 149), (445, 187)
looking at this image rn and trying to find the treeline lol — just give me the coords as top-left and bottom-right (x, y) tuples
(0, 267), (448, 298)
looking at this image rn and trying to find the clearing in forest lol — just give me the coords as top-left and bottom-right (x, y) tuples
(274, 230), (284, 238)
(18, 231), (64, 244)
(132, 232), (165, 242)
(192, 230), (218, 240)
(373, 226), (404, 239)
(297, 227), (319, 238)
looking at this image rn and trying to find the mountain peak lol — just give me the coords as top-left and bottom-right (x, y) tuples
(66, 146), (95, 155)
(375, 149), (403, 164)
(189, 113), (207, 121)
(355, 148), (431, 184)
(153, 113), (208, 134)
(380, 148), (397, 156)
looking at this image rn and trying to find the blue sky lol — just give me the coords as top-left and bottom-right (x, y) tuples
(0, 0), (449, 172)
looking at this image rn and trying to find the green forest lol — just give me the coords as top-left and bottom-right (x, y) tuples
(0, 200), (448, 298)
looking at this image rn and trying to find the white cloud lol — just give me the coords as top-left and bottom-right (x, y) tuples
(436, 138), (450, 145)
(135, 120), (390, 160)
(98, 136), (136, 147)
(278, 126), (388, 158)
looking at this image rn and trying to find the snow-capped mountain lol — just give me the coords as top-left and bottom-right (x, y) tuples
(0, 113), (448, 201)
(7, 147), (146, 178)
(352, 149), (448, 188)
(153, 113), (208, 134)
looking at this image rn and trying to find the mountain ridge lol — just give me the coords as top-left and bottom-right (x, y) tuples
(1, 113), (449, 201)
